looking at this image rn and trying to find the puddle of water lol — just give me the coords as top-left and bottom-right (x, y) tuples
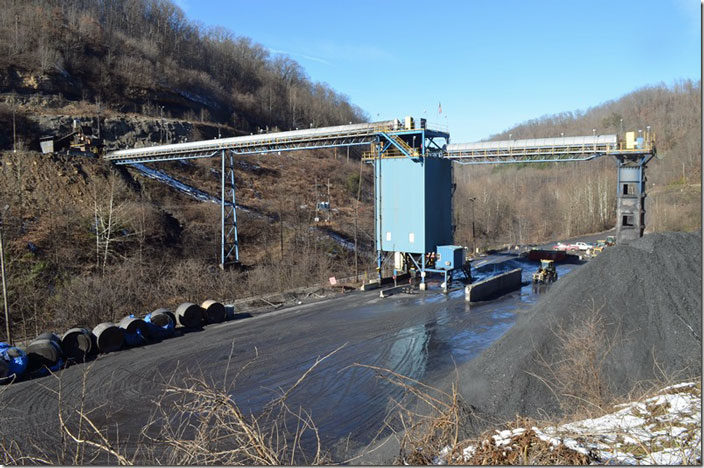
(226, 256), (585, 457)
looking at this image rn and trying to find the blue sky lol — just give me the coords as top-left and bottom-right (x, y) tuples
(175, 0), (700, 142)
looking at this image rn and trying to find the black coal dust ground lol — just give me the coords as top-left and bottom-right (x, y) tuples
(0, 254), (578, 462)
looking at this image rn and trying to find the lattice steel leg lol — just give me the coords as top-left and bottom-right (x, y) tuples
(221, 149), (239, 268)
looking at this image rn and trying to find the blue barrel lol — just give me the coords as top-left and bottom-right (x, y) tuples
(144, 308), (175, 340)
(0, 343), (28, 382)
(92, 322), (124, 353)
(26, 333), (64, 375)
(118, 315), (150, 347)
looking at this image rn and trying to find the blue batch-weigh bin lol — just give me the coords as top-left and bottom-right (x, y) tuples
(435, 245), (465, 270)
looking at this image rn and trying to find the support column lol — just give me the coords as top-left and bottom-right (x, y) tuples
(420, 253), (427, 291)
(375, 142), (383, 283)
(220, 150), (239, 268)
(615, 156), (648, 244)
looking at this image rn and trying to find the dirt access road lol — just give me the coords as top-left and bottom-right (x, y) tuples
(0, 256), (580, 462)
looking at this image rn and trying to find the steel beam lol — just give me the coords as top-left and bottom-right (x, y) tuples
(614, 154), (653, 244)
(220, 150), (239, 268)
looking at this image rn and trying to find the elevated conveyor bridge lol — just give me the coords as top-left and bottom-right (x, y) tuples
(445, 131), (656, 244)
(445, 133), (655, 164)
(105, 119), (450, 268)
(106, 121), (393, 164)
(105, 119), (655, 278)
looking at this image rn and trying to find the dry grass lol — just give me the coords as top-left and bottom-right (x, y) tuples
(350, 364), (475, 465)
(0, 343), (345, 465)
(459, 418), (592, 465)
(137, 345), (344, 465)
(528, 303), (619, 419)
(351, 364), (596, 465)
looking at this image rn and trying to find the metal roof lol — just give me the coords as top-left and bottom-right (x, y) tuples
(447, 135), (618, 152)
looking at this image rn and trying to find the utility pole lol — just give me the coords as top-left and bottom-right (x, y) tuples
(12, 96), (16, 153)
(96, 95), (101, 140)
(14, 14), (18, 55)
(0, 205), (11, 345)
(12, 107), (16, 153)
(279, 196), (284, 261)
(354, 160), (363, 282)
(469, 197), (476, 254)
(326, 178), (331, 222)
(160, 106), (164, 144)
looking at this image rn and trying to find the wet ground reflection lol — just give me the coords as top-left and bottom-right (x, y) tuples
(228, 256), (581, 457)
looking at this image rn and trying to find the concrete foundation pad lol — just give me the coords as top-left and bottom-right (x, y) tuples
(379, 285), (415, 298)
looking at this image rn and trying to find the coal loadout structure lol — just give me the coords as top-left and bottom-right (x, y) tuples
(104, 118), (657, 291)
(3, 112), (689, 466)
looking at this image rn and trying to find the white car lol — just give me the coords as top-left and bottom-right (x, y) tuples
(573, 242), (593, 251)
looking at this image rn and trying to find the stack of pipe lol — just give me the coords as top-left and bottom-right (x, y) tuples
(26, 333), (64, 375)
(61, 328), (94, 362)
(119, 315), (150, 347)
(1, 299), (233, 385)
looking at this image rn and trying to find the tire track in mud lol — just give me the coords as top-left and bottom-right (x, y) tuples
(0, 259), (568, 461)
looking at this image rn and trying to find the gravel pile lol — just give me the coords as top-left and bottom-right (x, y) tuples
(453, 231), (702, 428)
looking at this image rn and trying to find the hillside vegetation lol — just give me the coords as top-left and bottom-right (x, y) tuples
(0, 0), (376, 342)
(0, 0), (699, 345)
(453, 80), (701, 249)
(0, 0), (365, 149)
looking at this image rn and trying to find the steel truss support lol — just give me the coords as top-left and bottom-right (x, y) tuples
(614, 153), (654, 244)
(220, 149), (239, 268)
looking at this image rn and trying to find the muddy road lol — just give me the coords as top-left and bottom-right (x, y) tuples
(0, 256), (580, 461)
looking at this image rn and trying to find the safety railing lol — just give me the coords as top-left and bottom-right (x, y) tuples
(383, 132), (415, 155)
(447, 133), (656, 161)
(446, 143), (616, 158)
(105, 121), (401, 161)
(426, 121), (449, 132)
(609, 134), (656, 154)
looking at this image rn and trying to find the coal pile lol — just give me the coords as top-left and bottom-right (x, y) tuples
(453, 232), (702, 428)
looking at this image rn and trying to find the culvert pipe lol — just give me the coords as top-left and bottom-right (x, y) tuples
(26, 333), (64, 373)
(61, 328), (95, 362)
(0, 343), (28, 381)
(201, 300), (226, 324)
(144, 308), (176, 339)
(118, 315), (150, 347)
(92, 322), (124, 353)
(175, 303), (203, 329)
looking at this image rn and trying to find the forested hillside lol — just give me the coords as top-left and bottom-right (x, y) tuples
(453, 80), (701, 248)
(0, 0), (365, 147)
(0, 0), (375, 342)
(0, 0), (699, 342)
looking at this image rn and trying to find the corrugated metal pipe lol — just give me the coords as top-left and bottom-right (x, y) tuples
(61, 328), (94, 362)
(175, 303), (204, 329)
(201, 300), (226, 324)
(26, 333), (64, 373)
(119, 315), (150, 347)
(92, 322), (124, 353)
